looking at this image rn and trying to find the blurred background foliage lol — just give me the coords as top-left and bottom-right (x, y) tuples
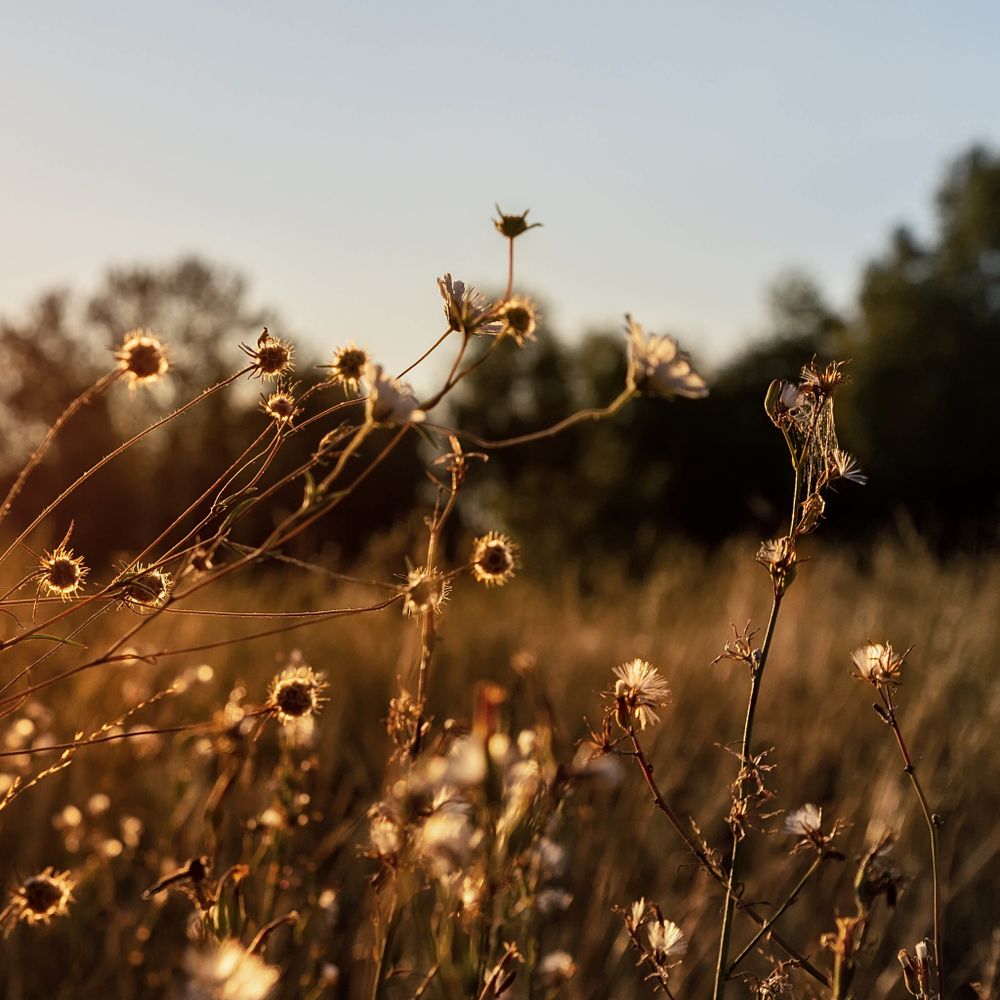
(3, 145), (999, 570)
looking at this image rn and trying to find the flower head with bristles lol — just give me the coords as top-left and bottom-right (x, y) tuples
(800, 358), (851, 397)
(610, 659), (671, 730)
(496, 296), (538, 347)
(184, 939), (279, 1000)
(646, 917), (687, 962)
(267, 664), (327, 724)
(38, 537), (88, 600)
(115, 563), (173, 614)
(364, 363), (425, 425)
(437, 274), (499, 337)
(827, 448), (868, 486)
(402, 566), (450, 618)
(851, 641), (906, 688)
(625, 315), (708, 399)
(493, 205), (543, 239)
(321, 341), (369, 392)
(471, 532), (518, 587)
(116, 330), (169, 387)
(784, 803), (846, 856)
(261, 388), (299, 427)
(2, 868), (75, 933)
(240, 329), (294, 380)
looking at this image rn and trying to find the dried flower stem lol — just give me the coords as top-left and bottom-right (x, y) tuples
(726, 854), (823, 977)
(629, 727), (829, 988)
(878, 687), (944, 996)
(712, 591), (784, 1000)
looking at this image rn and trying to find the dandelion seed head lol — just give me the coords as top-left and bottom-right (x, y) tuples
(267, 665), (327, 724)
(851, 642), (906, 688)
(647, 917), (687, 961)
(471, 532), (518, 587)
(117, 330), (169, 386)
(784, 803), (823, 838)
(612, 658), (670, 730)
(625, 315), (708, 400)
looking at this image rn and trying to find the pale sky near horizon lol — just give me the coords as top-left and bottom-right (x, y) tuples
(2, 2), (999, 386)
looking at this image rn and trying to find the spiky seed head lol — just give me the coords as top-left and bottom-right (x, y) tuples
(116, 563), (173, 614)
(38, 545), (88, 599)
(323, 342), (369, 392)
(6, 868), (75, 928)
(402, 566), (449, 617)
(117, 330), (169, 386)
(261, 390), (298, 425)
(497, 296), (538, 347)
(240, 329), (294, 380)
(493, 205), (543, 239)
(471, 532), (518, 587)
(267, 665), (327, 724)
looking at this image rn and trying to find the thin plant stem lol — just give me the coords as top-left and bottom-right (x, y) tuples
(726, 855), (823, 976)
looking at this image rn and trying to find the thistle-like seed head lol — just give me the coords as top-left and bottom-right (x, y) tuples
(4, 868), (75, 930)
(116, 563), (173, 614)
(38, 543), (88, 599)
(267, 664), (328, 724)
(116, 330), (169, 387)
(240, 329), (294, 380)
(471, 532), (518, 587)
(323, 342), (369, 392)
(497, 296), (538, 347)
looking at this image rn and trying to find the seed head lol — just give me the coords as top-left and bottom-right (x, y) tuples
(185, 939), (279, 1000)
(471, 532), (518, 587)
(496, 296), (538, 347)
(756, 536), (797, 595)
(240, 329), (294, 380)
(267, 664), (327, 724)
(38, 542), (88, 599)
(785, 803), (845, 856)
(261, 389), (299, 426)
(538, 951), (577, 986)
(363, 363), (425, 425)
(322, 341), (369, 392)
(851, 641), (906, 688)
(493, 205), (543, 239)
(116, 330), (169, 387)
(611, 658), (671, 730)
(3, 868), (75, 931)
(437, 274), (499, 337)
(625, 315), (708, 399)
(647, 917), (687, 961)
(116, 563), (173, 614)
(402, 566), (450, 617)
(800, 358), (851, 396)
(827, 448), (868, 486)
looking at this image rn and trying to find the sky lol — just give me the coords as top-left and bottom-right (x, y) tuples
(2, 1), (999, 385)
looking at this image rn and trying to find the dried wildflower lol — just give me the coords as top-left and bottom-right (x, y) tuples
(38, 539), (88, 599)
(712, 621), (759, 671)
(797, 492), (826, 534)
(899, 941), (934, 997)
(321, 341), (368, 392)
(240, 329), (294, 380)
(800, 358), (850, 396)
(855, 832), (907, 911)
(2, 868), (74, 931)
(756, 536), (797, 595)
(402, 566), (450, 617)
(764, 379), (804, 428)
(116, 563), (173, 613)
(184, 939), (279, 1000)
(363, 363), (425, 425)
(368, 807), (403, 859)
(471, 532), (518, 587)
(260, 389), (299, 426)
(116, 330), (169, 387)
(538, 951), (577, 986)
(437, 273), (499, 337)
(827, 448), (868, 485)
(612, 658), (670, 730)
(418, 810), (478, 879)
(493, 205), (542, 239)
(496, 296), (538, 346)
(821, 913), (866, 995)
(625, 315), (708, 399)
(745, 962), (797, 997)
(785, 803), (845, 856)
(647, 917), (687, 961)
(851, 642), (906, 688)
(267, 664), (327, 724)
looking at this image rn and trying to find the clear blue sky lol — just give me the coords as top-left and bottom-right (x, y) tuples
(2, 1), (998, 383)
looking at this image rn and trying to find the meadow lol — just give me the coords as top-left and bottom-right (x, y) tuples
(0, 208), (996, 1000)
